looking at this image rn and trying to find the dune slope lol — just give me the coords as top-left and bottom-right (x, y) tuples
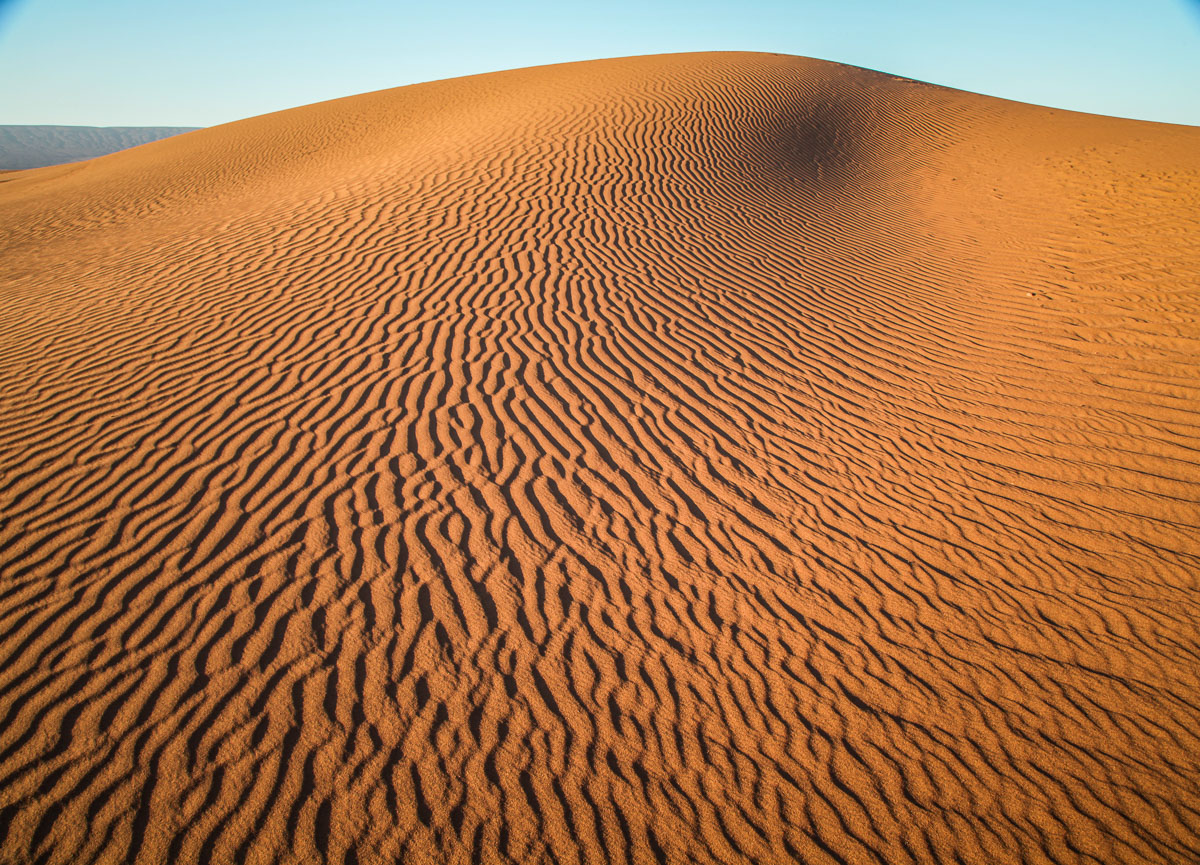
(1, 53), (1199, 865)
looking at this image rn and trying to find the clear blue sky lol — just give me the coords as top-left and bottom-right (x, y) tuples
(2, 0), (1198, 127)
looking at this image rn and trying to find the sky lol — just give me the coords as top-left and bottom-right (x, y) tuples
(1, 0), (1198, 128)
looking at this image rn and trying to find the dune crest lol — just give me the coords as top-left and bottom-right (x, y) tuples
(1, 52), (1199, 865)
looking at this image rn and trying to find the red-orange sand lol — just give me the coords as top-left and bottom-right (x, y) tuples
(1, 53), (1199, 865)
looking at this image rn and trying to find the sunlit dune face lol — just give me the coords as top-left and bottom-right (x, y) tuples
(1, 52), (1198, 865)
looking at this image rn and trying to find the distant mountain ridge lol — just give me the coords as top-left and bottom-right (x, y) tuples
(0, 125), (200, 169)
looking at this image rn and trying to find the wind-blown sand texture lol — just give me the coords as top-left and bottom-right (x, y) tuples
(1, 52), (1199, 865)
(0, 126), (200, 170)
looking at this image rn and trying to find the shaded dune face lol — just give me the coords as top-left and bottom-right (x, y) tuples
(1, 52), (1199, 865)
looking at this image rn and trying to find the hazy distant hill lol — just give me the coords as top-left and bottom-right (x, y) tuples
(0, 125), (199, 169)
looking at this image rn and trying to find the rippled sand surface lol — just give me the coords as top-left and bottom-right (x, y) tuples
(2, 53), (1199, 865)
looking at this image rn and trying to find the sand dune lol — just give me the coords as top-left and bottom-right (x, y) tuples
(1, 52), (1199, 864)
(0, 126), (200, 170)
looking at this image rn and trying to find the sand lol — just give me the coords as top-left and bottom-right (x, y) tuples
(1, 52), (1198, 865)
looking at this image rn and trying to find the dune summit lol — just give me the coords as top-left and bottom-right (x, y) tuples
(1, 52), (1199, 865)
